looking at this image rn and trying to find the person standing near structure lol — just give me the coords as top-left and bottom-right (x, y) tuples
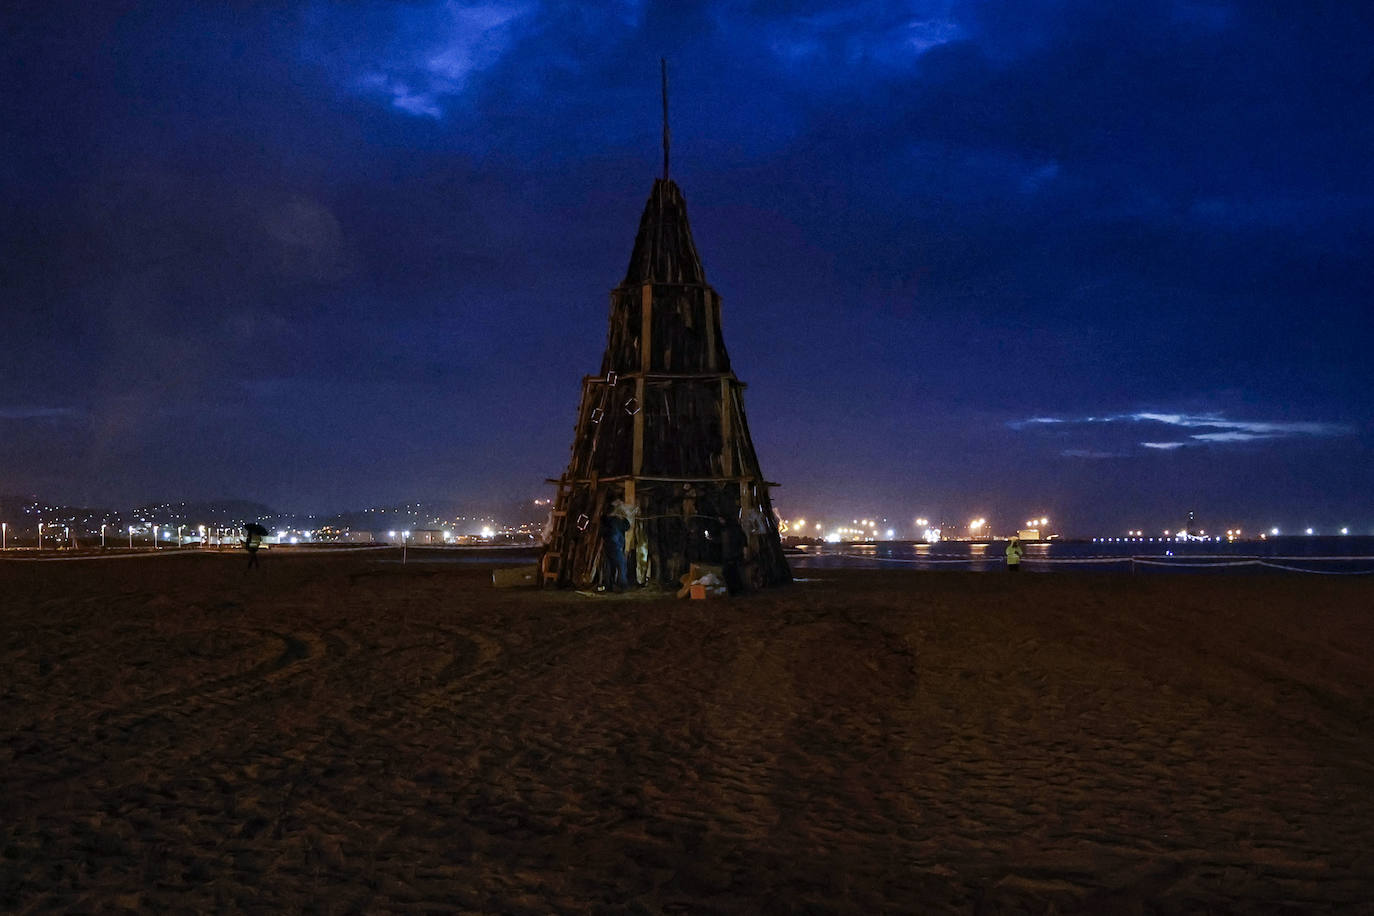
(1005, 535), (1023, 572)
(600, 501), (630, 592)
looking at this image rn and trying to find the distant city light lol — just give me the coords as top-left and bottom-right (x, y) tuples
(1306, 528), (1314, 535)
(1341, 527), (1349, 535)
(1270, 527), (1280, 536)
(886, 529), (894, 538)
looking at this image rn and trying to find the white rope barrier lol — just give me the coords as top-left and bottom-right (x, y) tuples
(0, 549), (206, 562)
(829, 552), (1374, 574)
(843, 553), (1137, 566)
(1130, 558), (1260, 568)
(1257, 561), (1374, 575)
(841, 553), (1000, 564)
(1263, 555), (1374, 561)
(274, 546), (394, 554)
(0, 545), (395, 562)
(1022, 557), (1135, 565)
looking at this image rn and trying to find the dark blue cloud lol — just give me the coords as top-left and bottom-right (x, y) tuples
(1, 0), (1370, 529)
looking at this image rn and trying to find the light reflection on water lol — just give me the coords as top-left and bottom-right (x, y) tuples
(786, 537), (1374, 573)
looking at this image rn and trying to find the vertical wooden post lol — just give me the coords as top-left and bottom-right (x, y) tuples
(640, 284), (653, 374)
(631, 375), (645, 482)
(720, 377), (734, 477)
(705, 289), (718, 371)
(632, 283), (652, 492)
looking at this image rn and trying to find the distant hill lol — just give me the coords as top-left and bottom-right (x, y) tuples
(1, 493), (546, 535)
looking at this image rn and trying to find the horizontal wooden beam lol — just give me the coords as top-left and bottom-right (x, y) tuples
(548, 475), (779, 487)
(610, 281), (714, 293)
(582, 371), (744, 383)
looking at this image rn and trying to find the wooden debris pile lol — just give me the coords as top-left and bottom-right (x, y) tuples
(542, 178), (791, 591)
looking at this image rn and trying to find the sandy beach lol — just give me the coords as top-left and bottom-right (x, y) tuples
(3, 552), (1373, 913)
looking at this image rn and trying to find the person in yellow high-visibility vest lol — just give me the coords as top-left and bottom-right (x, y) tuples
(1005, 536), (1023, 572)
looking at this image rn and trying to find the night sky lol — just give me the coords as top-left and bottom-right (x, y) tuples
(4, 1), (1371, 535)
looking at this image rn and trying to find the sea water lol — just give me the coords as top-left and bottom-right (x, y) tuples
(787, 535), (1374, 574)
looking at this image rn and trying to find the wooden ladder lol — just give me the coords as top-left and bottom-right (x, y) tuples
(541, 479), (571, 586)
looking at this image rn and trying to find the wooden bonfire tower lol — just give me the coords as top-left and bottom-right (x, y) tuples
(542, 63), (790, 591)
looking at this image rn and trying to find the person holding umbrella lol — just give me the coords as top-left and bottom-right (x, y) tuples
(1005, 535), (1024, 573)
(243, 523), (268, 570)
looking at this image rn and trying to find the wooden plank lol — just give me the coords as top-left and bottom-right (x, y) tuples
(705, 289), (718, 371)
(720, 377), (734, 477)
(640, 284), (653, 374)
(632, 375), (645, 478)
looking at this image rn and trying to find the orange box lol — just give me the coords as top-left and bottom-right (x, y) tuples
(689, 584), (707, 599)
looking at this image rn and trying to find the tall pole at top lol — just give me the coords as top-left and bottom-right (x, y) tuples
(661, 58), (670, 180)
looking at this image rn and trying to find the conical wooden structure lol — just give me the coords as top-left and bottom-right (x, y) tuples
(541, 177), (791, 590)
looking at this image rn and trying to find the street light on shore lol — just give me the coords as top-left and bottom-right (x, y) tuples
(37, 522), (43, 550)
(129, 525), (134, 548)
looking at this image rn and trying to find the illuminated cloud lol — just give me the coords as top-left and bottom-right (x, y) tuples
(1061, 448), (1125, 458)
(312, 1), (539, 118)
(1008, 416), (1068, 428)
(1010, 410), (1354, 453)
(762, 4), (962, 68)
(1188, 431), (1263, 442)
(317, 0), (960, 119)
(1128, 413), (1352, 438)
